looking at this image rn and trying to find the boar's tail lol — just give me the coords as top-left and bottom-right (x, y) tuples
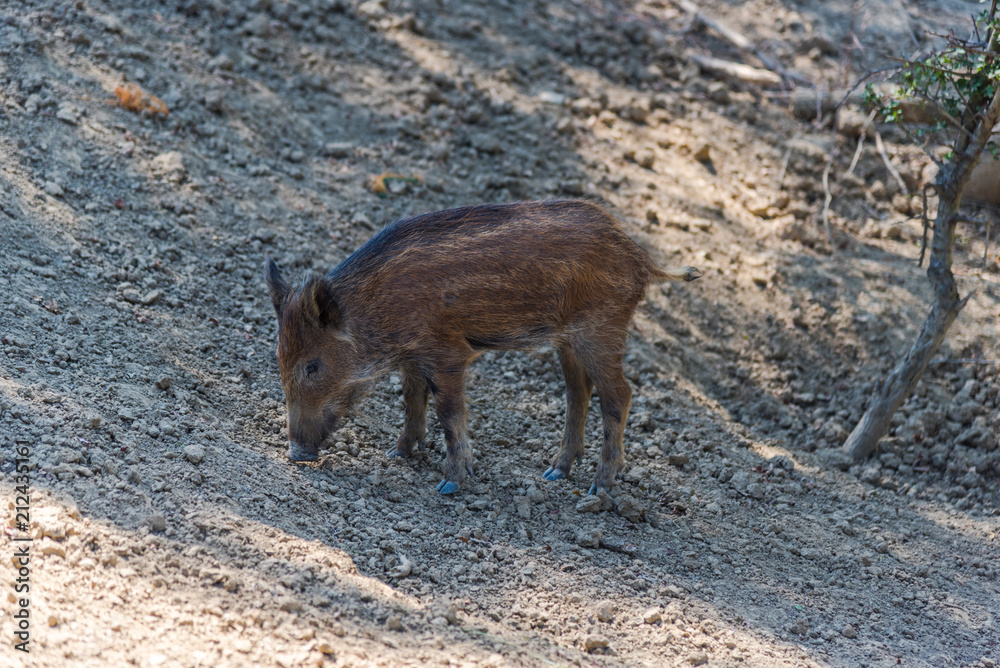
(651, 265), (703, 283)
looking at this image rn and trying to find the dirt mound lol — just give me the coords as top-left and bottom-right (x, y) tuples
(1, 0), (997, 666)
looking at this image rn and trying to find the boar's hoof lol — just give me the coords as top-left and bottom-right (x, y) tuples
(386, 447), (408, 459)
(287, 442), (319, 462)
(587, 484), (610, 496)
(436, 480), (460, 495)
(543, 466), (567, 481)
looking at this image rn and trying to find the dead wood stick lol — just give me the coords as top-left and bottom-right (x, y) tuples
(821, 154), (836, 248)
(676, 0), (811, 86)
(687, 53), (782, 87)
(842, 108), (880, 182)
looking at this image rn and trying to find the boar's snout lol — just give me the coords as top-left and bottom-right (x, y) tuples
(285, 404), (339, 462)
(287, 441), (319, 462)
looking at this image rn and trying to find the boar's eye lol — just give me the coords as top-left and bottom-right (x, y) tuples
(304, 360), (321, 377)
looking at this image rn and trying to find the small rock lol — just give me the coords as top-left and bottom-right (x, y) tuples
(155, 377), (172, 390)
(56, 103), (78, 125)
(692, 143), (711, 162)
(636, 147), (655, 169)
(595, 601), (616, 622)
(322, 142), (354, 158)
(147, 514), (167, 533)
(206, 53), (234, 71)
(279, 598), (303, 613)
(151, 151), (186, 182)
(643, 607), (661, 624)
(842, 623), (858, 639)
(536, 91), (566, 105)
(576, 491), (613, 513)
(385, 615), (403, 631)
(43, 181), (65, 197)
(788, 619), (810, 635)
(184, 444), (206, 465)
(584, 635), (609, 652)
(389, 556), (412, 578)
(141, 289), (163, 306)
(561, 180), (584, 196)
(615, 494), (647, 523)
(668, 453), (690, 467)
(203, 89), (225, 113)
(687, 652), (709, 666)
(860, 466), (882, 485)
(707, 81), (731, 104)
(575, 528), (602, 548)
(514, 496), (531, 519)
(571, 97), (600, 116)
(251, 228), (276, 244)
(469, 133), (501, 154)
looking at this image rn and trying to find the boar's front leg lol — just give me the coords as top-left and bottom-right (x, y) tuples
(387, 364), (430, 459)
(430, 367), (476, 495)
(544, 344), (593, 481)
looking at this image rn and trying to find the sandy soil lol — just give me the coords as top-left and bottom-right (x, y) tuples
(1, 0), (998, 666)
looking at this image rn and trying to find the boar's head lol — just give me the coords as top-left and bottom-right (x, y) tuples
(264, 257), (367, 462)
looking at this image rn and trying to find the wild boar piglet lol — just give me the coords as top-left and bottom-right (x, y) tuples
(265, 200), (701, 495)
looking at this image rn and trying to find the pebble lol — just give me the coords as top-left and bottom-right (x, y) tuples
(687, 652), (709, 666)
(151, 151), (186, 181)
(575, 528), (602, 548)
(788, 619), (809, 635)
(514, 496), (531, 519)
(842, 623), (858, 639)
(184, 444), (206, 465)
(595, 601), (615, 622)
(668, 453), (690, 467)
(389, 556), (412, 578)
(536, 91), (566, 106)
(692, 144), (712, 162)
(469, 133), (502, 154)
(385, 615), (403, 631)
(147, 514), (167, 533)
(584, 635), (609, 652)
(643, 607), (661, 624)
(576, 492), (612, 513)
(141, 290), (163, 306)
(55, 103), (78, 125)
(322, 142), (355, 158)
(203, 90), (225, 113)
(615, 494), (647, 523)
(43, 181), (65, 197)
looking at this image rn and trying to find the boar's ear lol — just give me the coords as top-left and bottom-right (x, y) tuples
(264, 256), (291, 317)
(303, 276), (344, 330)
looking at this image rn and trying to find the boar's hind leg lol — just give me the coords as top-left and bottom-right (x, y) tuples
(543, 345), (593, 481)
(387, 365), (430, 459)
(431, 368), (476, 494)
(588, 357), (631, 496)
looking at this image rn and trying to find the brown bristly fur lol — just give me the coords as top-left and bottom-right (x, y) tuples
(265, 200), (701, 494)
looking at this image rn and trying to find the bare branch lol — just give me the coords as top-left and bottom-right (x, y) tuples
(875, 131), (909, 195)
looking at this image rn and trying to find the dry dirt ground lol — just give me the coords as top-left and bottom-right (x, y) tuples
(2, 0), (999, 666)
